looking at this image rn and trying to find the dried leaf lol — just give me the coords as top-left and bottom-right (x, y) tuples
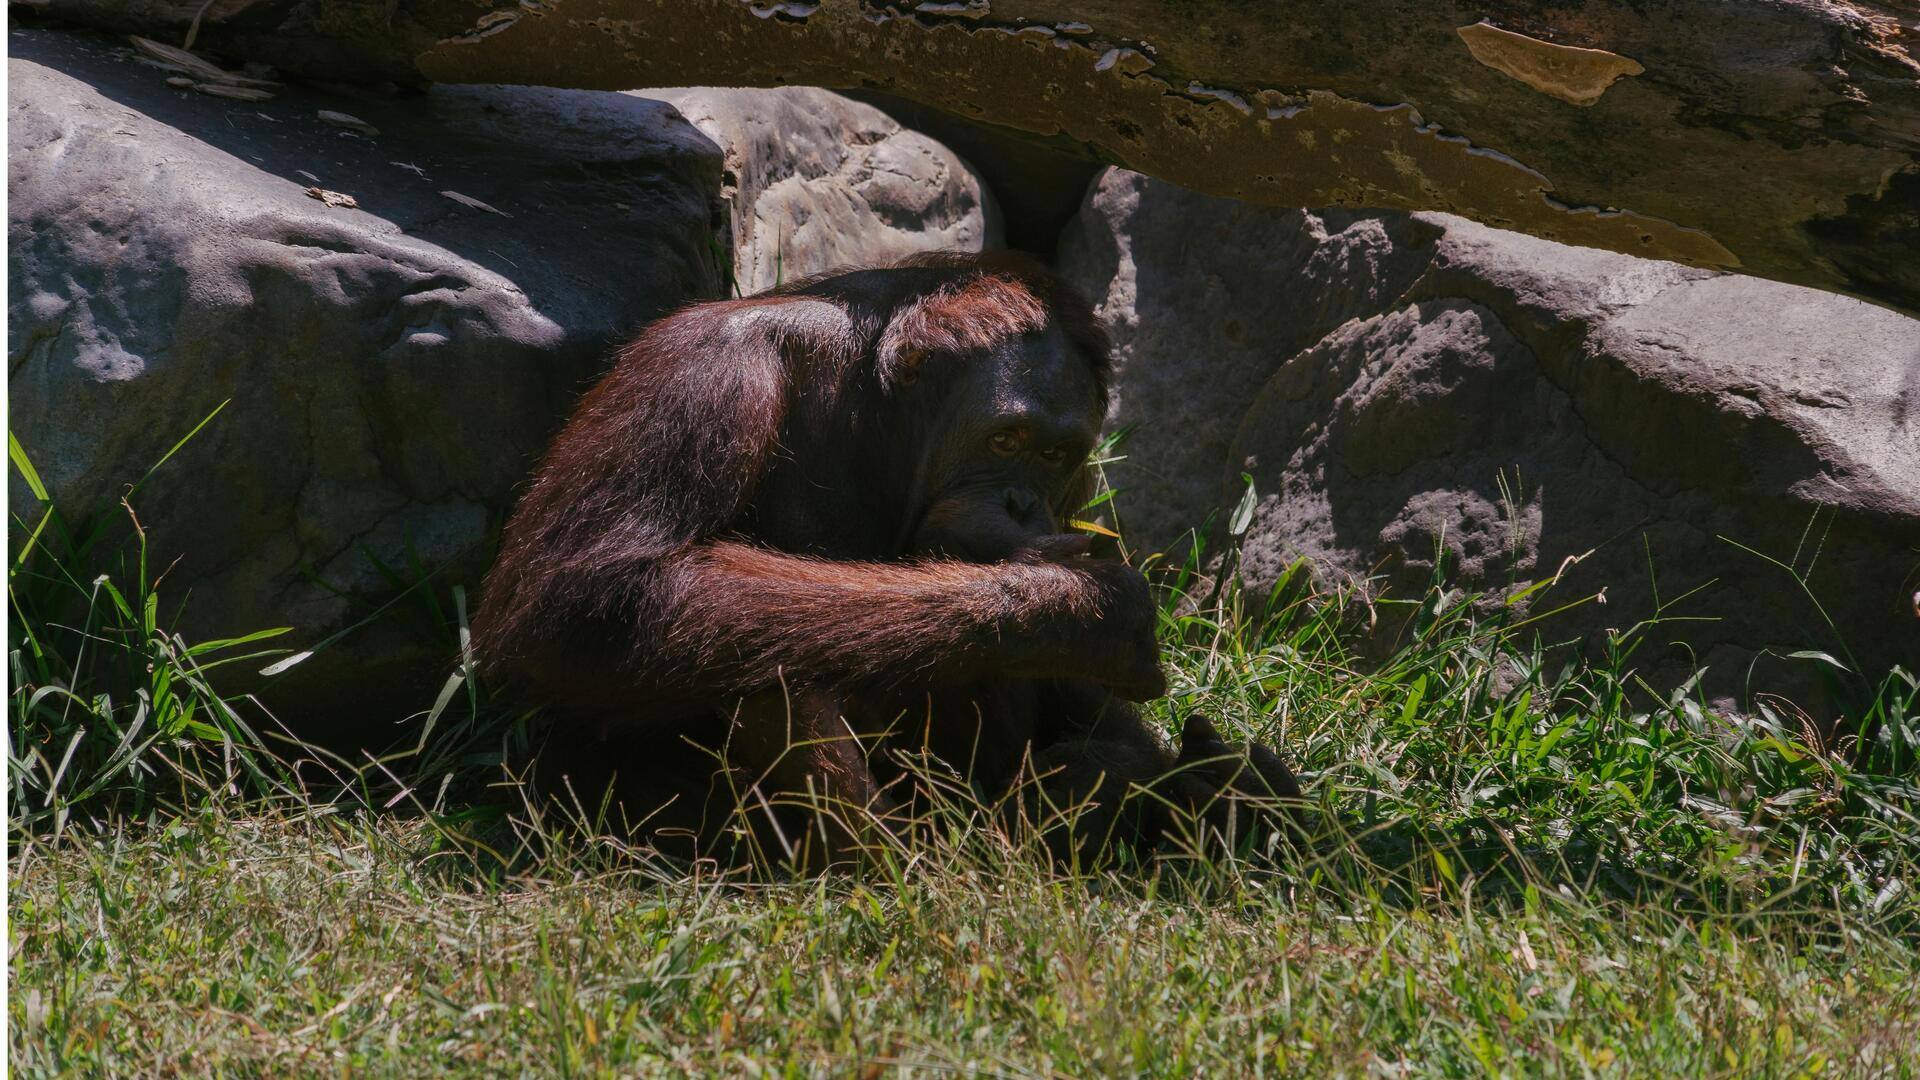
(129, 36), (226, 79)
(183, 0), (216, 51)
(304, 187), (358, 209)
(317, 110), (378, 136)
(439, 190), (511, 217)
(128, 36), (280, 89)
(194, 83), (275, 102)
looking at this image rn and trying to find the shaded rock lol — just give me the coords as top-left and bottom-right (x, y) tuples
(7, 28), (728, 726)
(643, 86), (997, 293)
(1058, 170), (1441, 549)
(30, 0), (1920, 313)
(1062, 168), (1920, 704)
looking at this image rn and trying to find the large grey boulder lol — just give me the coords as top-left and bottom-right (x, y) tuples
(643, 87), (997, 293)
(7, 29), (730, 725)
(1062, 168), (1920, 702)
(8, 30), (1001, 727)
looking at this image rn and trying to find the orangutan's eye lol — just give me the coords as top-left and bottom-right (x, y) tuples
(988, 430), (1021, 456)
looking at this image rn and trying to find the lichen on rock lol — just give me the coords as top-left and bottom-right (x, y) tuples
(1455, 22), (1644, 107)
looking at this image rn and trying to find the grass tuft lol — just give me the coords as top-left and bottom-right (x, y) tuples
(8, 416), (300, 837)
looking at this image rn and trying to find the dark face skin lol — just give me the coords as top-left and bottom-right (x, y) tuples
(905, 324), (1104, 562)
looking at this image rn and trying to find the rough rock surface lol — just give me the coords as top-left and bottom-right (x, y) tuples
(8, 29), (1000, 724)
(643, 86), (996, 293)
(29, 0), (1920, 314)
(1062, 168), (1920, 702)
(8, 28), (730, 720)
(843, 90), (1102, 258)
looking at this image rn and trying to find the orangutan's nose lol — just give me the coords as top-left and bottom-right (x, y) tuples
(1004, 487), (1041, 524)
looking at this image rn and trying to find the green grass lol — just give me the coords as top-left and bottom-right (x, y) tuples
(8, 414), (300, 837)
(10, 427), (1920, 1076)
(10, 807), (1918, 1077)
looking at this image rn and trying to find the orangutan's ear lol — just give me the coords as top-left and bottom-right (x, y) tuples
(892, 347), (927, 388)
(875, 340), (925, 390)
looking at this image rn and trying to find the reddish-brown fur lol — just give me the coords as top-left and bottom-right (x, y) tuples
(473, 252), (1297, 866)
